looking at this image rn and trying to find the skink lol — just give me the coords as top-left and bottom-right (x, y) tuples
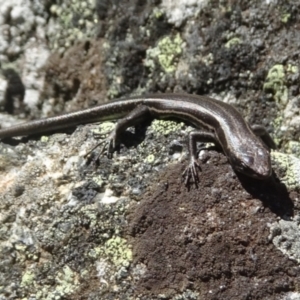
(0, 93), (275, 182)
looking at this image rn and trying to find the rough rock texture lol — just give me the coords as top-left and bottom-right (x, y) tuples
(1, 0), (300, 299)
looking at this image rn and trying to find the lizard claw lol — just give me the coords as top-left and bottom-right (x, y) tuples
(182, 158), (201, 186)
(85, 131), (117, 160)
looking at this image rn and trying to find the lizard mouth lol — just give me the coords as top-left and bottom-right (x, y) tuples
(237, 163), (272, 179)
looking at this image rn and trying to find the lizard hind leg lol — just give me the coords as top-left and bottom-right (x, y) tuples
(251, 125), (276, 150)
(85, 105), (151, 160)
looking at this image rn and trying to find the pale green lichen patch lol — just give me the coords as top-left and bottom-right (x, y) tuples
(151, 119), (185, 136)
(270, 115), (286, 148)
(87, 236), (132, 288)
(225, 37), (241, 48)
(145, 154), (155, 164)
(90, 236), (132, 266)
(263, 64), (288, 105)
(92, 176), (105, 188)
(92, 121), (115, 135)
(281, 12), (291, 23)
(285, 140), (300, 157)
(263, 64), (298, 106)
(271, 151), (300, 190)
(48, 0), (97, 51)
(21, 270), (35, 287)
(79, 205), (98, 227)
(53, 265), (79, 298)
(88, 246), (102, 259)
(33, 265), (80, 299)
(153, 7), (164, 19)
(40, 136), (49, 143)
(104, 236), (133, 265)
(287, 64), (298, 74)
(145, 33), (183, 73)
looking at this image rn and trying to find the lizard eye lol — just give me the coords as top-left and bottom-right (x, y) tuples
(242, 154), (254, 166)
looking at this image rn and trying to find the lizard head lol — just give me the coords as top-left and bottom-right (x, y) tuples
(228, 139), (272, 179)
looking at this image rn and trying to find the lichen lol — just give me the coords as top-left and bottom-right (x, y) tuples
(104, 236), (133, 266)
(225, 37), (241, 48)
(152, 119), (185, 136)
(48, 0), (97, 52)
(21, 270), (35, 287)
(263, 64), (288, 105)
(271, 151), (300, 190)
(145, 33), (183, 73)
(52, 265), (79, 299)
(263, 64), (298, 106)
(281, 12), (291, 23)
(89, 236), (132, 266)
(285, 140), (300, 157)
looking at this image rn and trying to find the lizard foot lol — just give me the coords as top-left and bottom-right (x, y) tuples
(182, 157), (201, 186)
(85, 131), (117, 160)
